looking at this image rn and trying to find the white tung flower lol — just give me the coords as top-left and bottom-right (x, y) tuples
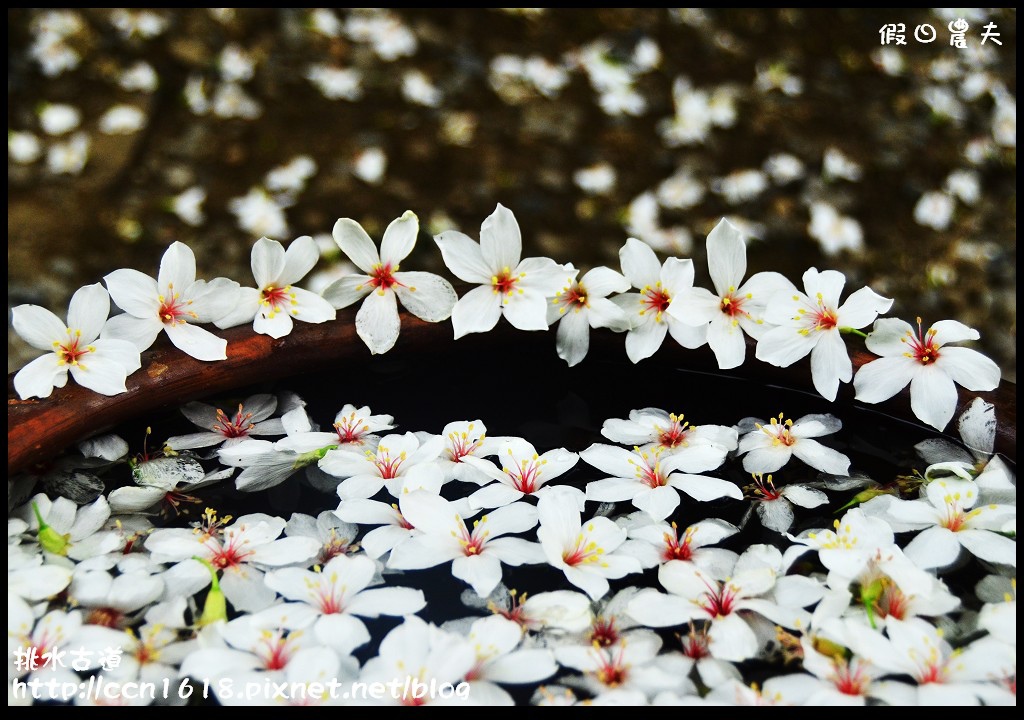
(102, 241), (240, 361)
(12, 283), (141, 399)
(435, 203), (572, 339)
(321, 211), (457, 354)
(536, 486), (643, 601)
(213, 236), (336, 339)
(737, 412), (851, 476)
(854, 317), (1001, 431)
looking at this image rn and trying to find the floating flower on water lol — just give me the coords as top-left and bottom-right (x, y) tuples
(627, 544), (820, 662)
(387, 491), (544, 597)
(869, 478), (1016, 571)
(357, 616), (475, 706)
(854, 317), (1001, 431)
(264, 552), (426, 657)
(18, 493), (120, 561)
(461, 437), (580, 509)
(459, 614), (559, 705)
(12, 283), (141, 399)
(618, 515), (740, 575)
(737, 412), (851, 476)
(321, 211), (457, 354)
(145, 510), (320, 613)
(582, 443), (741, 521)
(323, 431), (444, 500)
(536, 486), (643, 601)
(743, 473), (828, 534)
(845, 616), (1016, 705)
(165, 393), (290, 451)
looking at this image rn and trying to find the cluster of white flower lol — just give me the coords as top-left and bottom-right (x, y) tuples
(11, 206), (1001, 433)
(8, 374), (1015, 705)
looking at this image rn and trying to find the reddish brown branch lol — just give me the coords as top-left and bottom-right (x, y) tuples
(8, 313), (1016, 475)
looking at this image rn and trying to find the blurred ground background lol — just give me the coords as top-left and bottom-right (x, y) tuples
(8, 8), (1016, 381)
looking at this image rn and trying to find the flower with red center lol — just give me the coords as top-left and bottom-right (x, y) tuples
(145, 512), (320, 614)
(554, 633), (694, 698)
(600, 407), (739, 464)
(462, 437), (580, 508)
(757, 267), (893, 401)
(12, 283), (141, 399)
(103, 241), (240, 361)
(537, 487), (642, 601)
(547, 266), (630, 367)
(743, 472), (828, 534)
(855, 316), (1001, 431)
(583, 442), (742, 522)
(671, 219), (796, 369)
(265, 553), (426, 657)
(845, 616), (1016, 704)
(458, 615), (558, 703)
(877, 477), (1016, 571)
(323, 210), (457, 354)
(588, 616), (621, 647)
(387, 491), (544, 597)
(628, 544), (815, 662)
(165, 393), (291, 452)
(612, 237), (707, 362)
(625, 516), (740, 572)
(737, 412), (851, 476)
(214, 235), (336, 340)
(435, 203), (573, 339)
(321, 431), (444, 500)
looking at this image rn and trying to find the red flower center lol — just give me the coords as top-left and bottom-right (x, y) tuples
(902, 317), (942, 365)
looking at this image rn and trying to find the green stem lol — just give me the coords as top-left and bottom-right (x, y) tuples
(839, 327), (869, 339)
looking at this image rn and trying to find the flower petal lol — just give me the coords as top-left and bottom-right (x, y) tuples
(706, 218), (747, 295)
(380, 210), (419, 265)
(938, 347), (1000, 392)
(836, 286), (892, 328)
(625, 320), (668, 363)
(619, 237), (661, 288)
(434, 230), (492, 284)
(503, 287), (551, 332)
(809, 330), (851, 401)
(14, 354), (66, 399)
(67, 284), (110, 341)
(332, 218), (381, 274)
(104, 268), (159, 318)
(853, 355), (916, 404)
(165, 322), (228, 361)
(251, 237), (286, 287)
(69, 355), (129, 396)
(280, 235), (320, 285)
(451, 285), (502, 339)
(393, 272), (457, 322)
(909, 365), (959, 430)
(480, 203), (522, 275)
(101, 312), (162, 352)
(355, 289), (401, 354)
(157, 242), (197, 291)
